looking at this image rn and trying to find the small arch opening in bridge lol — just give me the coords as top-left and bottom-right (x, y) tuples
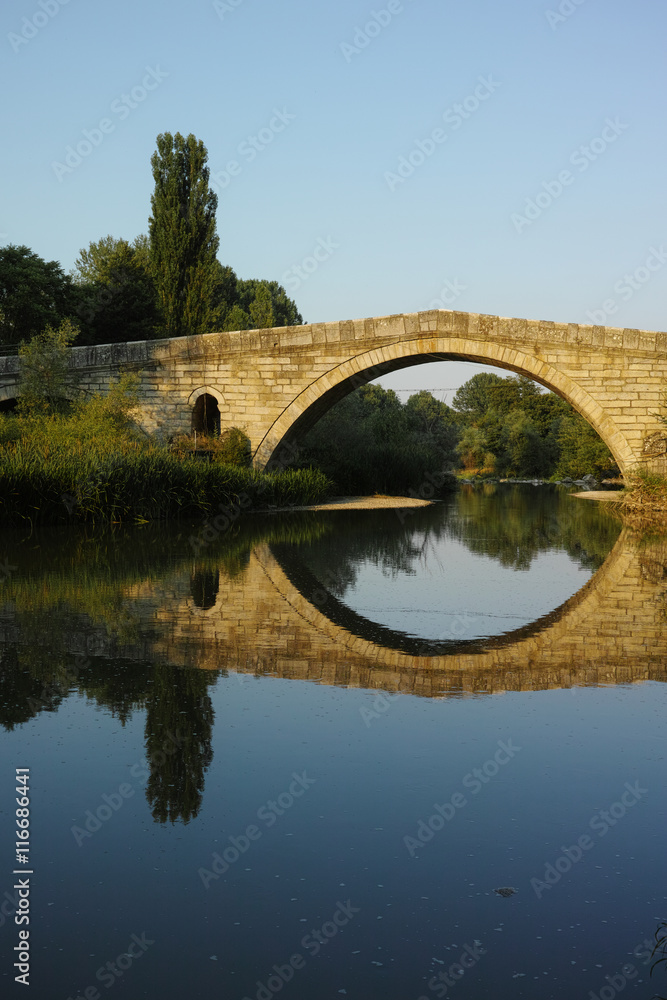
(0, 397), (18, 414)
(191, 393), (220, 436)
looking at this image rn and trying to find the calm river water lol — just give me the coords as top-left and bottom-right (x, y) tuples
(0, 485), (666, 1000)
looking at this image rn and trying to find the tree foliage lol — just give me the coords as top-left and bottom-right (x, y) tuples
(555, 417), (619, 479)
(0, 133), (304, 350)
(236, 277), (303, 328)
(17, 318), (80, 415)
(248, 284), (275, 329)
(72, 235), (159, 344)
(452, 371), (618, 479)
(148, 132), (221, 338)
(293, 385), (458, 494)
(0, 245), (75, 347)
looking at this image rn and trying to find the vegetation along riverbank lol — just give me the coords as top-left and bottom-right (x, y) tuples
(0, 354), (331, 525)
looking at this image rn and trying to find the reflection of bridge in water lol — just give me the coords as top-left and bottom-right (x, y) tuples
(128, 527), (667, 697)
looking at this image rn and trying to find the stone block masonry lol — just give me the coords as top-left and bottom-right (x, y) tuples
(0, 309), (665, 475)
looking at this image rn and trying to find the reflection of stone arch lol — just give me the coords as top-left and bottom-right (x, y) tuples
(249, 531), (639, 674)
(189, 386), (223, 436)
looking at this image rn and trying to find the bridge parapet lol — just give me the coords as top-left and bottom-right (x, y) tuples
(0, 309), (665, 474)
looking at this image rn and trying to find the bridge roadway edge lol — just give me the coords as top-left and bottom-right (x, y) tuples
(0, 309), (665, 475)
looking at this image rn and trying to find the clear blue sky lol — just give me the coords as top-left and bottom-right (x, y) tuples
(2, 0), (665, 402)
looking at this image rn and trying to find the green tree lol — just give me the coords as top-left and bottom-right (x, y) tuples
(144, 665), (214, 825)
(148, 132), (220, 338)
(17, 319), (80, 415)
(0, 245), (75, 348)
(555, 416), (618, 479)
(496, 410), (548, 477)
(452, 372), (506, 418)
(291, 384), (459, 494)
(210, 262), (239, 324)
(405, 391), (459, 454)
(235, 278), (303, 327)
(221, 304), (249, 332)
(457, 425), (490, 470)
(72, 235), (159, 344)
(248, 284), (275, 329)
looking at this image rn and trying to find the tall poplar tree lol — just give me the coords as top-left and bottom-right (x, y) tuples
(148, 132), (220, 338)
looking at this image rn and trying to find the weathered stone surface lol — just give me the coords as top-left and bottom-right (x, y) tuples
(0, 308), (665, 474)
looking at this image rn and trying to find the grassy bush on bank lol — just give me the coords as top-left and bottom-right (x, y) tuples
(620, 470), (667, 517)
(0, 406), (332, 525)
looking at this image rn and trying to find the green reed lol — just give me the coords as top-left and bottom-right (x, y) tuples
(0, 414), (332, 525)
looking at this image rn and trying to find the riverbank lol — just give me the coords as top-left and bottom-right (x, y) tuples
(572, 491), (624, 502)
(282, 495), (434, 512)
(0, 447), (334, 525)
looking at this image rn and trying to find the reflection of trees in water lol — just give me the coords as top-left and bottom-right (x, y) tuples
(0, 623), (214, 825)
(452, 485), (621, 572)
(144, 665), (214, 825)
(0, 645), (68, 731)
(292, 486), (622, 597)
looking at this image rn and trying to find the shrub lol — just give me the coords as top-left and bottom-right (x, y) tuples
(169, 427), (251, 466)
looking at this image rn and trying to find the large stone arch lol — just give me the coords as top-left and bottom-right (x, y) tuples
(253, 338), (636, 473)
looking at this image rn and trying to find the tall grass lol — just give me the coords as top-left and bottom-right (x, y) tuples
(0, 412), (332, 525)
(620, 469), (667, 517)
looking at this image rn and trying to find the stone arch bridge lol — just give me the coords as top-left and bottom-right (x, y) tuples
(1, 309), (665, 475)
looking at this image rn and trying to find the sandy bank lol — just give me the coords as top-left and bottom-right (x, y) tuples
(282, 495), (434, 512)
(571, 491), (624, 502)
